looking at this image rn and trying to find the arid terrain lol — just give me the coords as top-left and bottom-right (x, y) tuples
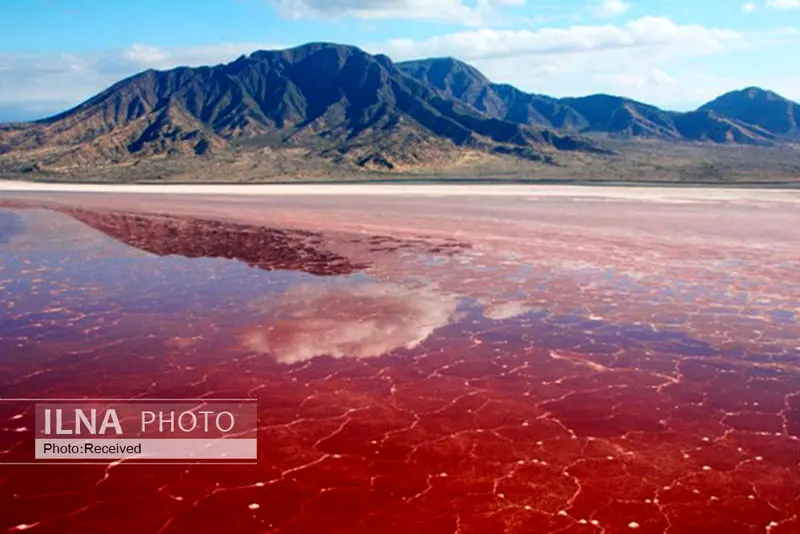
(2, 139), (799, 184)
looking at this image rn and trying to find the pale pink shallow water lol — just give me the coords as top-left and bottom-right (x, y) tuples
(0, 185), (799, 534)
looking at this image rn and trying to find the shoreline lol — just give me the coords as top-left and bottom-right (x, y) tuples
(3, 176), (800, 189)
(1, 180), (800, 205)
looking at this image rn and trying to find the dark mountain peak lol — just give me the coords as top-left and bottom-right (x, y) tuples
(556, 94), (678, 138)
(399, 57), (491, 86)
(699, 86), (799, 137)
(744, 86), (770, 97)
(236, 43), (380, 78)
(563, 93), (656, 109)
(702, 86), (789, 108)
(249, 42), (364, 61)
(727, 86), (781, 100)
(568, 93), (623, 103)
(397, 57), (492, 104)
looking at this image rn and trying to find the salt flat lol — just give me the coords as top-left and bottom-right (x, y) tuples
(1, 180), (800, 533)
(1, 180), (800, 205)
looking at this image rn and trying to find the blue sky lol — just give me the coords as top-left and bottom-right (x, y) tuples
(1, 0), (799, 121)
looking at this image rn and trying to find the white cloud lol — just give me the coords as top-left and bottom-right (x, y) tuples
(270, 0), (475, 24)
(117, 42), (285, 70)
(596, 0), (629, 18)
(741, 2), (757, 12)
(375, 17), (740, 61)
(243, 282), (459, 364)
(267, 0), (524, 25)
(607, 68), (678, 91)
(767, 0), (800, 8)
(121, 44), (170, 65)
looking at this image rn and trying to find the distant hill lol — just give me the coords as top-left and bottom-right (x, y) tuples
(699, 87), (800, 138)
(1, 43), (798, 179)
(398, 57), (784, 146)
(672, 110), (776, 145)
(559, 94), (680, 139)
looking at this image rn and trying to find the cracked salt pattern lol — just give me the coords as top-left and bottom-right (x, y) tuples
(0, 190), (799, 534)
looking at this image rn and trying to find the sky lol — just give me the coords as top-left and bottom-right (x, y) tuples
(0, 0), (799, 122)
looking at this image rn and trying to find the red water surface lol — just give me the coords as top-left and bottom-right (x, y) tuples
(0, 192), (798, 534)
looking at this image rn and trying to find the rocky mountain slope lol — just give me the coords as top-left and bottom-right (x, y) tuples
(0, 43), (595, 174)
(698, 87), (800, 138)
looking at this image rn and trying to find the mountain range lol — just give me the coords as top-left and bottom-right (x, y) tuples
(398, 57), (798, 145)
(1, 42), (798, 179)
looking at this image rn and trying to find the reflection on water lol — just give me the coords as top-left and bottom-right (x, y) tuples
(243, 282), (460, 364)
(65, 208), (368, 276)
(0, 207), (471, 368)
(479, 299), (532, 321)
